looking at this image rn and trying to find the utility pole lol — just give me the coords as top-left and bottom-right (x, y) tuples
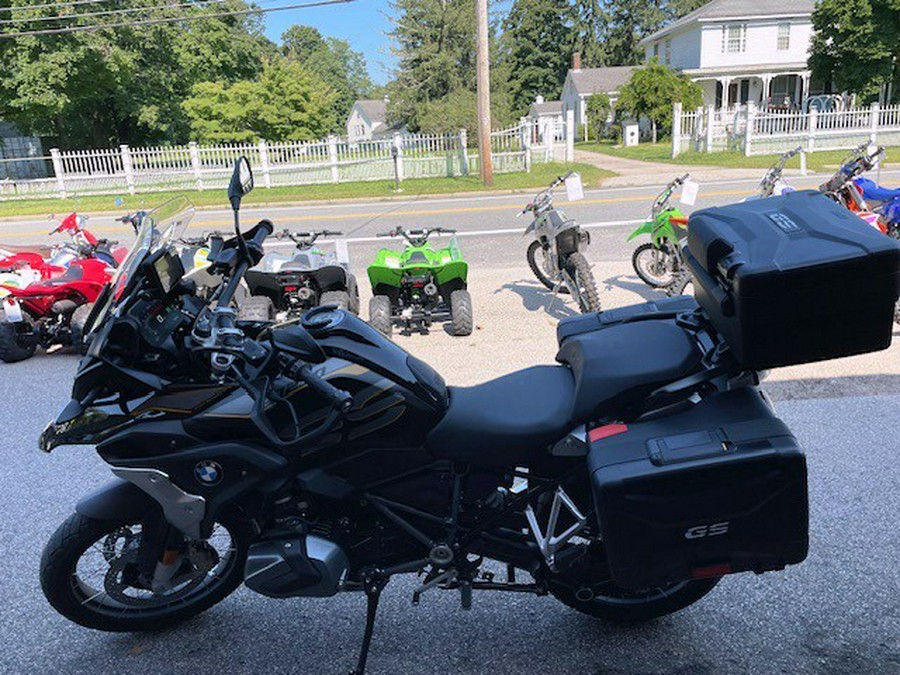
(475, 0), (493, 186)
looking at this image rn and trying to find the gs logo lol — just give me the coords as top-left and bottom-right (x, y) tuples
(684, 522), (730, 540)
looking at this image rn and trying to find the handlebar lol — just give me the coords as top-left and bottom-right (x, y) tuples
(376, 227), (456, 244)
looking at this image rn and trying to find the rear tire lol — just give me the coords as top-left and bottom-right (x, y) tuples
(527, 240), (568, 293)
(238, 296), (276, 322)
(449, 289), (473, 336)
(0, 308), (36, 363)
(40, 511), (251, 633)
(894, 300), (899, 326)
(320, 290), (351, 310)
(632, 243), (677, 288)
(369, 295), (392, 337)
(666, 270), (694, 298)
(69, 303), (93, 354)
(565, 252), (601, 314)
(549, 575), (720, 623)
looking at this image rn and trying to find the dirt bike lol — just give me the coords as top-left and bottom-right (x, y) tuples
(520, 173), (600, 313)
(752, 146), (802, 199)
(43, 160), (872, 674)
(367, 226), (471, 337)
(243, 229), (359, 322)
(818, 142), (884, 229)
(628, 175), (690, 288)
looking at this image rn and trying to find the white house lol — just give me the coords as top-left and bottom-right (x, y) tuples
(526, 96), (564, 143)
(561, 55), (636, 139)
(640, 0), (820, 110)
(345, 99), (406, 142)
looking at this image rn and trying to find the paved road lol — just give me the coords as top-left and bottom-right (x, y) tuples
(0, 351), (897, 674)
(3, 169), (900, 270)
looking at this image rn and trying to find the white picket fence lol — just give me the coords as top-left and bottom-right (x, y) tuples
(0, 119), (576, 201)
(672, 102), (900, 158)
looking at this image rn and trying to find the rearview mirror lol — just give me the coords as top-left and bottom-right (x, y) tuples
(228, 156), (254, 211)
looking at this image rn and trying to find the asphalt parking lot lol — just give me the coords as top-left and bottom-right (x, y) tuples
(1, 178), (899, 674)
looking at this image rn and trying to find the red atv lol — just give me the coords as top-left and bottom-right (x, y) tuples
(0, 217), (127, 363)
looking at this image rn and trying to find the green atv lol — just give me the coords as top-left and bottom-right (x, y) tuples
(367, 226), (473, 337)
(628, 174), (690, 288)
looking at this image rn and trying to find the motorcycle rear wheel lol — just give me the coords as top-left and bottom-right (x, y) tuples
(40, 512), (250, 632)
(527, 240), (568, 294)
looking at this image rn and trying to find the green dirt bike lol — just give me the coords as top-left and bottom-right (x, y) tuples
(628, 174), (690, 288)
(367, 226), (473, 337)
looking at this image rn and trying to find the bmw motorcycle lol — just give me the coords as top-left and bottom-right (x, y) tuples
(40, 159), (815, 674)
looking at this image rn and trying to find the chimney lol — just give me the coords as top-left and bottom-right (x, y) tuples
(536, 95), (545, 104)
(572, 52), (581, 71)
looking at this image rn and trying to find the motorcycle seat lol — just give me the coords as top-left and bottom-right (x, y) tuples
(427, 321), (702, 466)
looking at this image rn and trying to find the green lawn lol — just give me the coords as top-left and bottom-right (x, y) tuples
(577, 141), (900, 173)
(0, 162), (614, 219)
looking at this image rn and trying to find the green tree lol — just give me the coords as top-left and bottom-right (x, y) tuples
(183, 58), (338, 143)
(281, 25), (374, 130)
(604, 0), (669, 66)
(572, 0), (607, 68)
(616, 61), (703, 142)
(809, 0), (900, 103)
(586, 92), (611, 141)
(385, 0), (478, 130)
(501, 0), (574, 113)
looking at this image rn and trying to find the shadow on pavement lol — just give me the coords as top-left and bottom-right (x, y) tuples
(601, 273), (670, 302)
(494, 279), (580, 320)
(764, 374), (900, 401)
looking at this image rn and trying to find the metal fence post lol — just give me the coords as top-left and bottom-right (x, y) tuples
(743, 102), (755, 157)
(328, 135), (340, 183)
(565, 109), (575, 163)
(806, 108), (818, 154)
(188, 142), (203, 190)
(870, 102), (880, 145)
(258, 139), (271, 188)
(392, 132), (404, 183)
(120, 144), (135, 194)
(705, 105), (715, 153)
(49, 148), (66, 198)
(458, 128), (469, 176)
(671, 102), (683, 158)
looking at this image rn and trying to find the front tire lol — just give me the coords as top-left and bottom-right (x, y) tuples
(40, 512), (250, 632)
(666, 270), (694, 298)
(565, 252), (601, 314)
(527, 240), (568, 293)
(69, 302), (93, 354)
(0, 308), (36, 363)
(368, 295), (392, 337)
(632, 243), (678, 288)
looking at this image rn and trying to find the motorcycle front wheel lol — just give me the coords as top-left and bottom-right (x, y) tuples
(632, 243), (678, 288)
(526, 240), (569, 294)
(565, 252), (602, 314)
(40, 511), (250, 632)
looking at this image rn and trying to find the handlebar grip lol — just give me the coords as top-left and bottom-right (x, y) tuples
(251, 219), (274, 247)
(294, 363), (353, 412)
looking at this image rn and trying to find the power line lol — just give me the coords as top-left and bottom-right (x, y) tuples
(1, 0), (110, 13)
(0, 0), (354, 37)
(0, 0), (239, 25)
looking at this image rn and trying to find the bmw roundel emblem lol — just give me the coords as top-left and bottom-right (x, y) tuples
(194, 460), (223, 486)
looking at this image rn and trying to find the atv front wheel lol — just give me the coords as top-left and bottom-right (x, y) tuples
(450, 289), (473, 336)
(69, 303), (93, 354)
(238, 296), (276, 322)
(0, 308), (36, 363)
(526, 241), (568, 293)
(565, 253), (601, 314)
(369, 295), (392, 337)
(320, 291), (351, 310)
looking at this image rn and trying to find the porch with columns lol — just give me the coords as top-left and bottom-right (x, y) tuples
(689, 68), (812, 111)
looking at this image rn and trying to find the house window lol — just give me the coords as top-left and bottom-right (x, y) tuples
(665, 38), (671, 64)
(777, 23), (790, 50)
(721, 24), (746, 53)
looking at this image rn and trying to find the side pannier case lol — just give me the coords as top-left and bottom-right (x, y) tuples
(588, 388), (808, 591)
(683, 191), (900, 369)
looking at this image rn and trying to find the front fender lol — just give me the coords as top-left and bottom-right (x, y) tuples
(75, 478), (161, 522)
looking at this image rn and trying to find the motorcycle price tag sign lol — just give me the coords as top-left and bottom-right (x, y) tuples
(680, 179), (700, 206)
(4, 297), (23, 323)
(565, 173), (585, 202)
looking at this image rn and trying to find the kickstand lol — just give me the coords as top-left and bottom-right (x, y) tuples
(350, 577), (388, 675)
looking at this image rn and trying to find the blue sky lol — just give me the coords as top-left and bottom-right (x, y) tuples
(264, 0), (514, 86)
(264, 1), (395, 84)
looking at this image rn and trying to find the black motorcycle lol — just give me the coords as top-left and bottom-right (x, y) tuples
(42, 159), (862, 675)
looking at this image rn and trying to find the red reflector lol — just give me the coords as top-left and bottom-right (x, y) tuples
(589, 424), (628, 443)
(283, 286), (297, 292)
(691, 563), (733, 579)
